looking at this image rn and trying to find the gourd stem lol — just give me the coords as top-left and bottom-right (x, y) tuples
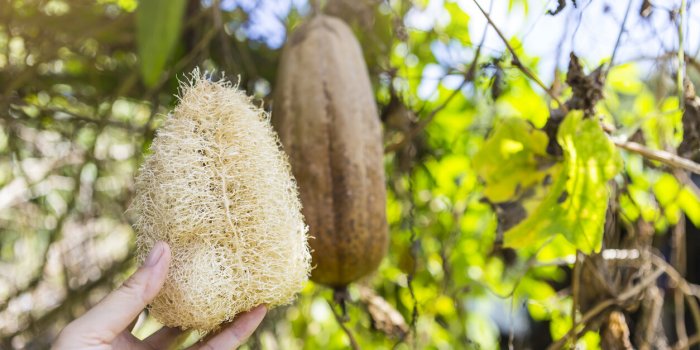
(333, 286), (350, 321)
(329, 287), (359, 350)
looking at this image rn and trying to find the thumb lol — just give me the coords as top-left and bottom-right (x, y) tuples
(70, 241), (171, 337)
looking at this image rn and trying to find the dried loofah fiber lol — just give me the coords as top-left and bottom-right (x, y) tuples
(129, 71), (311, 332)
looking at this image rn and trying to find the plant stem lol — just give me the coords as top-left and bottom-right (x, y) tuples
(471, 0), (565, 110)
(678, 0), (687, 108)
(612, 138), (700, 174)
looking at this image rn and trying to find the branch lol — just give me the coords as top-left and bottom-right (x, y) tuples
(383, 74), (468, 154)
(211, 0), (240, 74)
(674, 334), (700, 350)
(471, 0), (565, 110)
(1, 102), (117, 314)
(384, 30), (485, 154)
(144, 26), (218, 98)
(650, 255), (700, 339)
(358, 285), (408, 339)
(672, 218), (689, 346)
(612, 138), (700, 174)
(405, 176), (419, 341)
(547, 267), (666, 350)
(328, 299), (360, 350)
(571, 252), (583, 346)
(4, 253), (134, 340)
(0, 131), (87, 313)
(6, 104), (144, 132)
(675, 170), (700, 198)
(605, 0), (634, 80)
(678, 0), (688, 109)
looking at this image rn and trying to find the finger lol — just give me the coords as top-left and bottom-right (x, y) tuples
(70, 241), (171, 337)
(143, 326), (183, 349)
(192, 305), (267, 350)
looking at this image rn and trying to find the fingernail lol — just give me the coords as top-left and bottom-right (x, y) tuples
(145, 241), (165, 267)
(251, 305), (266, 313)
(254, 304), (268, 316)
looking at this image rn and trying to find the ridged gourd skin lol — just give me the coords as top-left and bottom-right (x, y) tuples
(129, 72), (311, 332)
(272, 15), (388, 288)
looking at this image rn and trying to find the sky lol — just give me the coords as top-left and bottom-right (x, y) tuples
(220, 0), (700, 94)
(218, 0), (309, 48)
(408, 0), (700, 86)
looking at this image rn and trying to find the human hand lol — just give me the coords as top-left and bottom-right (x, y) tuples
(52, 241), (267, 350)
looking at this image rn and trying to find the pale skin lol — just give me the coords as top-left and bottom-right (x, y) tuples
(52, 241), (267, 350)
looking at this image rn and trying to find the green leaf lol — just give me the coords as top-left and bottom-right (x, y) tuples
(443, 2), (470, 44)
(137, 0), (186, 87)
(653, 172), (681, 206)
(679, 187), (700, 226)
(607, 63), (644, 95)
(504, 111), (622, 253)
(496, 77), (550, 128)
(473, 118), (553, 202)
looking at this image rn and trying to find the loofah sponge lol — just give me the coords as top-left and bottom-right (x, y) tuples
(128, 71), (311, 332)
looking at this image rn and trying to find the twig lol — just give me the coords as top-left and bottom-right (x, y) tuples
(570, 252), (582, 346)
(384, 0), (497, 155)
(211, 0), (239, 74)
(384, 29), (485, 154)
(384, 76), (467, 154)
(651, 255), (700, 335)
(674, 333), (700, 350)
(146, 26), (218, 97)
(358, 285), (409, 339)
(606, 0), (633, 77)
(612, 138), (700, 174)
(0, 115), (108, 313)
(640, 286), (664, 350)
(233, 36), (259, 79)
(4, 104), (136, 131)
(5, 253), (134, 340)
(687, 54), (700, 75)
(672, 216), (688, 346)
(547, 267), (665, 350)
(471, 0), (565, 110)
(675, 170), (700, 198)
(678, 0), (687, 109)
(328, 299), (360, 350)
(406, 174), (419, 341)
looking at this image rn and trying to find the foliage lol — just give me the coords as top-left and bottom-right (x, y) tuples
(137, 0), (187, 87)
(476, 112), (622, 253)
(1, 0), (700, 349)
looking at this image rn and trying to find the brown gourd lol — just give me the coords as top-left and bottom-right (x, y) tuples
(272, 15), (388, 288)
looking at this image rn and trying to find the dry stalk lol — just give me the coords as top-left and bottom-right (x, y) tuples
(328, 299), (360, 350)
(471, 0), (565, 110)
(547, 268), (665, 350)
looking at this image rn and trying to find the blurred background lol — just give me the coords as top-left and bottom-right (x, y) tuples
(2, 0), (700, 349)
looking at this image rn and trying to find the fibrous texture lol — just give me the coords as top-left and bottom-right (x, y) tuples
(273, 15), (388, 287)
(129, 71), (310, 331)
